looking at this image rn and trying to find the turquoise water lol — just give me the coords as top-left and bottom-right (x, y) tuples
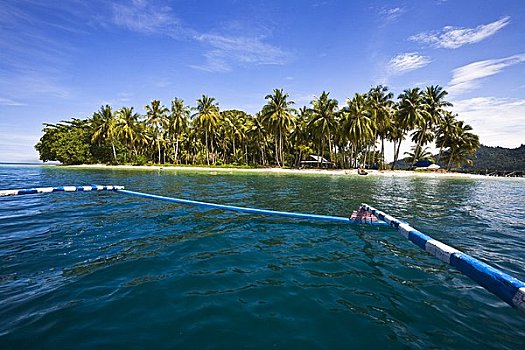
(1, 165), (524, 349)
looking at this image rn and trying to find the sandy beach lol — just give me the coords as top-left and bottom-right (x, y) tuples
(64, 164), (511, 180)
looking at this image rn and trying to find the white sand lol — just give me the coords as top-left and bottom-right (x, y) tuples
(64, 164), (510, 180)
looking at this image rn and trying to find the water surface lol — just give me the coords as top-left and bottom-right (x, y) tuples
(1, 165), (524, 349)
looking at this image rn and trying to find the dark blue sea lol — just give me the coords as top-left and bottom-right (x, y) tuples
(1, 165), (524, 349)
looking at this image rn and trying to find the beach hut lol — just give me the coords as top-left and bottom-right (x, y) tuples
(300, 155), (335, 168)
(414, 160), (441, 171)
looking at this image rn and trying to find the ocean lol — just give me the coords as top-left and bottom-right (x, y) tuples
(1, 164), (524, 349)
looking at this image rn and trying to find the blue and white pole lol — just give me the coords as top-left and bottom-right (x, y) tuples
(360, 203), (525, 313)
(0, 185), (124, 197)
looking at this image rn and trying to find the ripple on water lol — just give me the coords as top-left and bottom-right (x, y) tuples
(0, 167), (524, 349)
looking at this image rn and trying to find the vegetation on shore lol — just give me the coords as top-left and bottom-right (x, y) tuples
(463, 145), (525, 176)
(35, 85), (479, 170)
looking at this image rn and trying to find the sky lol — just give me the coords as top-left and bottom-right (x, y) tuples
(1, 0), (524, 163)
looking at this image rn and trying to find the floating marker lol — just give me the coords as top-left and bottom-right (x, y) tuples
(0, 185), (124, 197)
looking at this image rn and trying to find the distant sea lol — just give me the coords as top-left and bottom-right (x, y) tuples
(1, 164), (524, 349)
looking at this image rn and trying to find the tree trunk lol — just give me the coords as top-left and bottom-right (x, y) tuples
(279, 129), (284, 167)
(447, 150), (455, 171)
(328, 131), (333, 162)
(205, 131), (209, 165)
(175, 140), (179, 164)
(371, 131), (377, 166)
(380, 137), (385, 170)
(157, 140), (161, 164)
(275, 131), (280, 167)
(392, 139), (402, 170)
(412, 125), (427, 166)
(111, 142), (117, 163)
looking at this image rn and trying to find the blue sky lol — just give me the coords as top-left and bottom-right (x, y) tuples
(1, 0), (524, 162)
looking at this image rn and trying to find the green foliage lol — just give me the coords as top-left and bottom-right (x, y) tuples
(35, 86), (483, 170)
(35, 120), (93, 165)
(467, 145), (525, 172)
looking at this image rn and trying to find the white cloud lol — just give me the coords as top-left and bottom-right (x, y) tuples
(410, 17), (510, 49)
(388, 53), (431, 74)
(111, 0), (179, 34)
(452, 97), (525, 148)
(447, 54), (525, 95)
(110, 1), (289, 72)
(191, 34), (290, 72)
(380, 7), (404, 22)
(0, 97), (25, 106)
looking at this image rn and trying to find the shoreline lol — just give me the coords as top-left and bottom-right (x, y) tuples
(62, 164), (518, 180)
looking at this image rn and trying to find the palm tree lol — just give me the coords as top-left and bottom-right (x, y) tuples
(404, 145), (434, 164)
(115, 106), (140, 161)
(260, 89), (296, 167)
(387, 110), (406, 170)
(443, 121), (480, 170)
(368, 85), (394, 169)
(91, 104), (118, 162)
(435, 111), (458, 162)
(247, 113), (269, 165)
(415, 85), (452, 163)
(145, 100), (168, 164)
(343, 93), (375, 168)
(308, 91), (338, 165)
(166, 98), (190, 164)
(291, 106), (314, 167)
(397, 88), (429, 166)
(194, 95), (220, 165)
(220, 110), (249, 164)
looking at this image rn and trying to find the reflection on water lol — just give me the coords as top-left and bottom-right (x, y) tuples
(0, 165), (524, 349)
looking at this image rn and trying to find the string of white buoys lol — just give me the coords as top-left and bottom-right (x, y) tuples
(0, 185), (124, 197)
(360, 203), (525, 313)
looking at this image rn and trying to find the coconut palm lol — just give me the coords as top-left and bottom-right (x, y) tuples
(387, 110), (406, 170)
(145, 100), (168, 164)
(404, 145), (434, 164)
(291, 106), (315, 167)
(194, 95), (220, 165)
(435, 111), (458, 162)
(223, 110), (250, 164)
(412, 85), (452, 162)
(91, 104), (118, 162)
(343, 93), (375, 168)
(368, 85), (394, 169)
(166, 98), (190, 164)
(397, 88), (429, 165)
(115, 106), (140, 160)
(443, 121), (480, 170)
(260, 89), (296, 167)
(308, 91), (338, 164)
(246, 113), (269, 165)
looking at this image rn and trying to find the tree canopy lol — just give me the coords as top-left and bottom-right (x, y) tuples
(35, 85), (480, 170)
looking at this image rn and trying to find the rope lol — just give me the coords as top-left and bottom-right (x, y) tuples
(0, 185), (385, 225)
(360, 203), (525, 313)
(117, 189), (385, 225)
